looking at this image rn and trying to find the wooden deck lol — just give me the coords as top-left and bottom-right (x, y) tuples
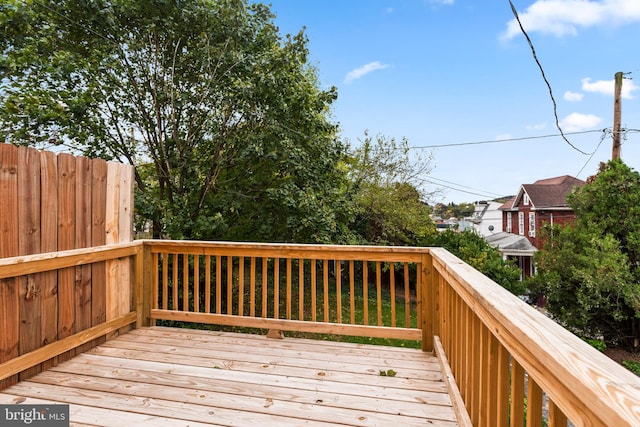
(0, 327), (459, 426)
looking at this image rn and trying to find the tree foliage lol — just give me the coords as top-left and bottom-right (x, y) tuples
(529, 161), (640, 347)
(428, 229), (524, 295)
(0, 0), (348, 242)
(344, 133), (436, 246)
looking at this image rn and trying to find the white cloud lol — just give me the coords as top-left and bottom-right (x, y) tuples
(525, 122), (547, 131)
(564, 91), (584, 102)
(344, 61), (390, 84)
(501, 0), (640, 41)
(560, 112), (602, 131)
(582, 77), (638, 99)
(496, 133), (513, 140)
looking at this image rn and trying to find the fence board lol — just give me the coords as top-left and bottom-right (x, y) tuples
(75, 156), (92, 332)
(39, 151), (58, 370)
(17, 147), (42, 380)
(91, 159), (107, 327)
(0, 144), (19, 388)
(57, 153), (76, 345)
(75, 156), (93, 355)
(119, 164), (133, 315)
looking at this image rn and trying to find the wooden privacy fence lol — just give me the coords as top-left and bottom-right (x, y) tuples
(0, 143), (134, 387)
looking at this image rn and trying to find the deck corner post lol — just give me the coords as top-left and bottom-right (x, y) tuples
(421, 251), (434, 352)
(135, 242), (153, 328)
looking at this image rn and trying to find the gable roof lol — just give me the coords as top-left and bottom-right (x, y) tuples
(502, 175), (585, 210)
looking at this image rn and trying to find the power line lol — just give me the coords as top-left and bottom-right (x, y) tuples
(508, 0), (591, 156)
(407, 129), (604, 149)
(575, 129), (609, 178)
(416, 176), (502, 200)
(425, 176), (504, 197)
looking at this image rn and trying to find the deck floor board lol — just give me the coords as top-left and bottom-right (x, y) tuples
(0, 326), (459, 426)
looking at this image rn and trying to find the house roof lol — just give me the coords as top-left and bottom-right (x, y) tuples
(485, 232), (537, 255)
(502, 175), (584, 210)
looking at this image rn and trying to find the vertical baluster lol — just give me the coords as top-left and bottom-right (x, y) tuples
(311, 260), (317, 321)
(471, 313), (481, 426)
(349, 260), (355, 325)
(416, 260), (422, 328)
(363, 261), (369, 325)
(274, 258), (280, 319)
(404, 263), (410, 328)
(261, 257), (268, 318)
(216, 255), (222, 314)
(548, 400), (568, 427)
(182, 254), (189, 311)
(162, 253), (168, 310)
(172, 254), (178, 310)
(390, 262), (396, 327)
(511, 360), (525, 427)
(298, 259), (304, 321)
(238, 256), (245, 316)
(193, 255), (199, 313)
(336, 260), (342, 323)
(152, 252), (159, 310)
(323, 259), (329, 323)
(250, 257), (256, 317)
(286, 258), (292, 320)
(463, 304), (472, 410)
(376, 261), (382, 326)
(205, 255), (211, 313)
(526, 377), (543, 427)
(496, 340), (510, 427)
(227, 256), (233, 315)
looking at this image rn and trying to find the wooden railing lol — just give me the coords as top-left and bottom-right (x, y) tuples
(1, 240), (640, 426)
(145, 240), (425, 342)
(429, 247), (640, 427)
(0, 243), (141, 388)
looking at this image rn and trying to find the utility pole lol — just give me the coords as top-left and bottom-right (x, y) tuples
(612, 71), (623, 160)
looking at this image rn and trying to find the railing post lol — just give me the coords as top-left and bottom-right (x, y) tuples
(421, 252), (434, 352)
(135, 242), (153, 328)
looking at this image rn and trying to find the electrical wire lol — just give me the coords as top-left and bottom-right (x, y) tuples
(508, 0), (591, 156)
(407, 129), (603, 149)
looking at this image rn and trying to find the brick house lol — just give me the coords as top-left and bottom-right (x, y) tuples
(487, 175), (584, 279)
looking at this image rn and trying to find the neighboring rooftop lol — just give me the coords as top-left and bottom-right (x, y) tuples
(501, 175), (585, 210)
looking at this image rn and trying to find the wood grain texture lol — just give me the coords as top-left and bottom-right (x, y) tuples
(17, 147), (42, 379)
(0, 144), (19, 389)
(39, 151), (58, 353)
(0, 327), (457, 426)
(430, 247), (640, 426)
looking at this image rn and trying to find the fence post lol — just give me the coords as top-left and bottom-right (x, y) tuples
(421, 252), (434, 352)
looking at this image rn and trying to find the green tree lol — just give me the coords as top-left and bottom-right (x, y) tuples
(427, 229), (524, 295)
(529, 161), (640, 347)
(345, 132), (436, 246)
(0, 0), (348, 242)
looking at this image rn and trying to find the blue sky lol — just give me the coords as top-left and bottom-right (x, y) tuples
(262, 0), (640, 203)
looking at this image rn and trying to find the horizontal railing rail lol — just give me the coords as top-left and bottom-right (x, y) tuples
(0, 242), (142, 386)
(144, 240), (426, 342)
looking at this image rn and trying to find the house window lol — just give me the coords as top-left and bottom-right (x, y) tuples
(518, 212), (524, 235)
(523, 194), (530, 206)
(529, 212), (536, 237)
(506, 212), (512, 233)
